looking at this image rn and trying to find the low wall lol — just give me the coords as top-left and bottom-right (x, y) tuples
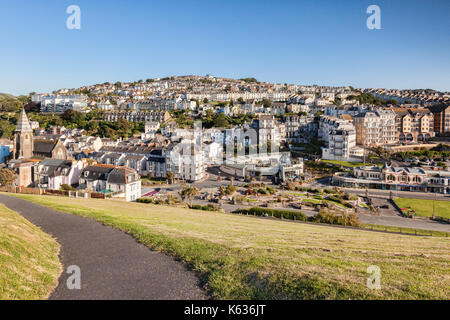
(0, 186), (104, 199)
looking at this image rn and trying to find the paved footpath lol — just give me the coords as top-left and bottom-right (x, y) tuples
(0, 194), (207, 300)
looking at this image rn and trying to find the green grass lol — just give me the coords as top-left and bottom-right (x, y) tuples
(394, 198), (450, 219)
(363, 224), (448, 237)
(321, 160), (365, 168)
(0, 204), (61, 300)
(5, 193), (450, 300)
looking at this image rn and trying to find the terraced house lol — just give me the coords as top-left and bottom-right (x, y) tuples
(334, 164), (450, 193)
(389, 107), (434, 142)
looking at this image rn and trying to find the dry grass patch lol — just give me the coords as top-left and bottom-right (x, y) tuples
(0, 204), (61, 300)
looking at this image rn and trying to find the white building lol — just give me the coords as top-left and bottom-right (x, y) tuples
(38, 95), (88, 113)
(106, 167), (142, 202)
(166, 142), (205, 182)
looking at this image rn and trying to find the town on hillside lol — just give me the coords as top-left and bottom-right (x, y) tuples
(0, 76), (449, 227)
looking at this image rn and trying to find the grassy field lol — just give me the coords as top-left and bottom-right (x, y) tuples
(321, 160), (365, 168)
(321, 160), (384, 168)
(0, 204), (61, 300)
(394, 198), (450, 219)
(6, 193), (450, 300)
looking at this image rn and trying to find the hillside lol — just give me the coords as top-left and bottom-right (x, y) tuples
(0, 203), (61, 300)
(7, 193), (450, 300)
(0, 93), (22, 112)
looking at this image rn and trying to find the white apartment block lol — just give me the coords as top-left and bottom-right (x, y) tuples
(166, 143), (205, 182)
(354, 109), (397, 147)
(37, 95), (88, 113)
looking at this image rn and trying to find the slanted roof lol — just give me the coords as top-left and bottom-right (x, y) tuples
(124, 154), (146, 160)
(15, 109), (33, 132)
(81, 164), (115, 181)
(428, 103), (450, 113)
(33, 140), (56, 154)
(107, 167), (140, 185)
(39, 159), (72, 167)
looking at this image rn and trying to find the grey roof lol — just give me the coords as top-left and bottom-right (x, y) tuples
(100, 146), (152, 155)
(33, 140), (56, 154)
(38, 159), (73, 177)
(15, 109), (33, 132)
(124, 154), (146, 160)
(81, 165), (115, 181)
(107, 167), (140, 185)
(104, 153), (123, 159)
(39, 159), (72, 167)
(387, 166), (426, 174)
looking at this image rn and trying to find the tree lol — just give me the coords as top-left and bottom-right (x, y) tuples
(0, 120), (15, 139)
(166, 171), (175, 184)
(213, 113), (230, 128)
(0, 168), (17, 187)
(261, 98), (272, 108)
(179, 185), (200, 205)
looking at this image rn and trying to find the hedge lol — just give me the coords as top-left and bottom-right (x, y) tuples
(232, 207), (307, 221)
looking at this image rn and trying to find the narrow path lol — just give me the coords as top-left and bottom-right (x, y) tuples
(0, 194), (207, 300)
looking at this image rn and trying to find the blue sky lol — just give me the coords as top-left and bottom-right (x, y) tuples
(1, 0), (449, 95)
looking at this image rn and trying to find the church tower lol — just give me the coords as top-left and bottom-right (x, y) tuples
(14, 108), (34, 159)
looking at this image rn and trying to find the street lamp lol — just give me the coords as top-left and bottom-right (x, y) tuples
(433, 191), (436, 219)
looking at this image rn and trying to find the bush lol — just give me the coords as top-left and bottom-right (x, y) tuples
(342, 192), (358, 201)
(308, 209), (362, 227)
(60, 184), (76, 191)
(257, 188), (268, 195)
(137, 198), (153, 204)
(189, 204), (222, 212)
(232, 207), (307, 221)
(327, 195), (353, 208)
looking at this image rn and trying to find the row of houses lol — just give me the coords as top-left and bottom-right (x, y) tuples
(9, 158), (142, 202)
(333, 164), (450, 194)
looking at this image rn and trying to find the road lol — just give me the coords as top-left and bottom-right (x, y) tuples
(0, 194), (207, 300)
(307, 177), (450, 201)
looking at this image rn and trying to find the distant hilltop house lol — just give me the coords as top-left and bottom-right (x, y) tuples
(32, 94), (88, 113)
(103, 110), (171, 123)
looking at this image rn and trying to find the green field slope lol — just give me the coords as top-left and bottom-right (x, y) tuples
(6, 193), (450, 300)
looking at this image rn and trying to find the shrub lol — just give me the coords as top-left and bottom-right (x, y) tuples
(137, 198), (153, 204)
(60, 184), (76, 191)
(232, 207), (307, 221)
(308, 209), (362, 227)
(266, 186), (275, 194)
(189, 204), (222, 212)
(257, 188), (268, 195)
(342, 193), (358, 201)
